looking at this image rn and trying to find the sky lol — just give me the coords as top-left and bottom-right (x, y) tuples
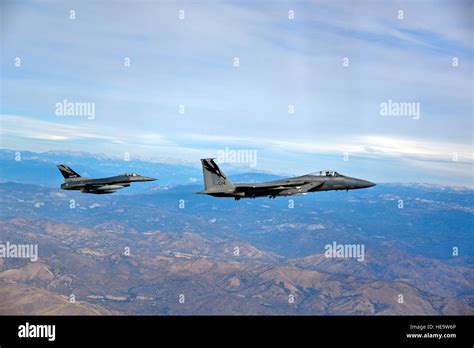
(1, 0), (473, 186)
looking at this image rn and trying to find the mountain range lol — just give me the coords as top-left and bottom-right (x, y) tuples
(0, 149), (472, 315)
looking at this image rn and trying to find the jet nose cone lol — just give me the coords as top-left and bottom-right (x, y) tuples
(133, 175), (157, 182)
(359, 180), (376, 188)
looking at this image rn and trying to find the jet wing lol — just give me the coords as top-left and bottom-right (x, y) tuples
(80, 184), (128, 193)
(273, 181), (326, 196)
(233, 181), (310, 193)
(296, 181), (325, 192)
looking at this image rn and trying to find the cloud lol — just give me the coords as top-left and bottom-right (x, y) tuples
(0, 114), (170, 146)
(184, 132), (473, 164)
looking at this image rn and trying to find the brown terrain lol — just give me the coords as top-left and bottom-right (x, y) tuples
(0, 218), (472, 315)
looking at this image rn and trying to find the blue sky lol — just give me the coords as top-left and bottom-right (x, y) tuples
(1, 0), (473, 186)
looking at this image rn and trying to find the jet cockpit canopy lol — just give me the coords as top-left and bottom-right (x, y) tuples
(125, 173), (139, 177)
(311, 170), (344, 177)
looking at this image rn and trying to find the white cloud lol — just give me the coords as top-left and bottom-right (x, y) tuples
(0, 114), (170, 146)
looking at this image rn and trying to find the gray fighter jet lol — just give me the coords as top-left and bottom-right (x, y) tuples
(57, 164), (156, 194)
(197, 158), (375, 200)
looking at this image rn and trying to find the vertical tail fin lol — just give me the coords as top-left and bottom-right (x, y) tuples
(200, 158), (232, 189)
(57, 164), (81, 179)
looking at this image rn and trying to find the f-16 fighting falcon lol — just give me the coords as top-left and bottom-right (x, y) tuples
(57, 164), (156, 194)
(197, 158), (375, 200)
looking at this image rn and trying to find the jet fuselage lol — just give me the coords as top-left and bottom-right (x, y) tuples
(57, 165), (156, 194)
(197, 159), (375, 200)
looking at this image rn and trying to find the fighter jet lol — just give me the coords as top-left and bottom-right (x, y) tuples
(197, 158), (375, 200)
(57, 164), (157, 194)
